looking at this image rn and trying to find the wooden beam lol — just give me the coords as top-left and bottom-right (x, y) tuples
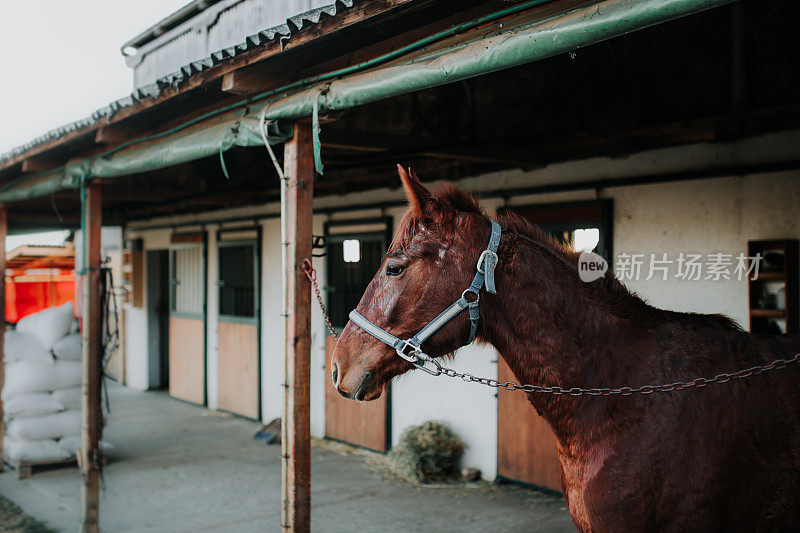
(0, 206), (6, 471)
(281, 120), (314, 532)
(95, 125), (135, 145)
(21, 156), (61, 173)
(80, 181), (103, 533)
(221, 69), (271, 97)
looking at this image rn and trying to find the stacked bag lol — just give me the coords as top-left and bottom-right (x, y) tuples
(3, 302), (87, 464)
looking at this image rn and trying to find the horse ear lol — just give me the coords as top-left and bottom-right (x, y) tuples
(397, 164), (431, 217)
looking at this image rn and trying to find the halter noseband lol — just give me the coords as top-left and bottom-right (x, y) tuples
(348, 220), (501, 375)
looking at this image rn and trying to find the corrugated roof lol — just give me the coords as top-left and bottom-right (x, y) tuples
(0, 0), (354, 165)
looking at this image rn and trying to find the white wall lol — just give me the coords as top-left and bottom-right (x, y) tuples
(205, 225), (220, 409)
(391, 344), (499, 479)
(609, 174), (800, 328)
(260, 218), (283, 423)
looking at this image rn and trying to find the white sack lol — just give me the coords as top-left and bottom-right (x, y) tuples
(4, 436), (70, 464)
(53, 333), (82, 361)
(3, 330), (54, 365)
(51, 387), (82, 409)
(16, 301), (74, 351)
(2, 360), (83, 400)
(58, 435), (114, 456)
(6, 409), (81, 440)
(3, 393), (64, 420)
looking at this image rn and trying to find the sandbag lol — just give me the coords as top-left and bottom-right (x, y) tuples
(3, 393), (64, 420)
(53, 333), (82, 361)
(4, 330), (54, 365)
(58, 435), (114, 456)
(51, 387), (82, 409)
(4, 436), (70, 464)
(2, 360), (83, 400)
(6, 409), (81, 441)
(16, 301), (74, 351)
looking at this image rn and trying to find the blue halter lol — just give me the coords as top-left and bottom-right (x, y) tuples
(348, 220), (501, 375)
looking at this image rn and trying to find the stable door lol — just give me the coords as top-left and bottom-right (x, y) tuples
(217, 232), (260, 419)
(169, 238), (206, 405)
(324, 222), (391, 451)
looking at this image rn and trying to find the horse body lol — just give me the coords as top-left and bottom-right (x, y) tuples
(484, 213), (800, 531)
(331, 166), (800, 531)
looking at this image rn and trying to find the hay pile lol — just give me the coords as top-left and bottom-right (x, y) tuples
(390, 421), (466, 483)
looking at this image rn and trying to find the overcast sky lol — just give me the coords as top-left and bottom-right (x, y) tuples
(0, 0), (187, 153)
(1, 0), (187, 248)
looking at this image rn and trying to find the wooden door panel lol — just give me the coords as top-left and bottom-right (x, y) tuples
(324, 336), (387, 451)
(498, 357), (562, 492)
(218, 321), (259, 419)
(169, 316), (205, 404)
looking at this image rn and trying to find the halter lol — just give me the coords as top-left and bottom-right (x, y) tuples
(348, 220), (501, 375)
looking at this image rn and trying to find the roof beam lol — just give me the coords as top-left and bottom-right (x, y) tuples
(95, 125), (139, 145)
(21, 156), (62, 173)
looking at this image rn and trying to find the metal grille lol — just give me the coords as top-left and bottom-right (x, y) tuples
(170, 246), (205, 316)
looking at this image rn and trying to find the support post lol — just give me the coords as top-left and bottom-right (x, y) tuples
(0, 206), (6, 470)
(281, 120), (314, 532)
(81, 181), (103, 532)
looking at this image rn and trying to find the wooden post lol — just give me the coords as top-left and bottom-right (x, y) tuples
(0, 206), (6, 471)
(81, 181), (103, 532)
(281, 120), (314, 531)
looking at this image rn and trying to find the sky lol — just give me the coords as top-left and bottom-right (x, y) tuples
(1, 0), (188, 249)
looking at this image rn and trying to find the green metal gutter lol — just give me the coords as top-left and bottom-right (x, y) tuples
(0, 0), (734, 204)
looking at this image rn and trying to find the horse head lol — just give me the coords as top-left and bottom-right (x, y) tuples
(330, 165), (492, 400)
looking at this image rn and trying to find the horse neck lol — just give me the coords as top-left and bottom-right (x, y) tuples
(480, 234), (637, 444)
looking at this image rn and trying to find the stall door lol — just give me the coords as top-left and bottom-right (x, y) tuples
(497, 200), (613, 492)
(169, 240), (206, 405)
(498, 359), (562, 491)
(324, 224), (390, 451)
(217, 232), (260, 419)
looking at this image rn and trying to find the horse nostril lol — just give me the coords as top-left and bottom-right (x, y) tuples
(332, 362), (339, 386)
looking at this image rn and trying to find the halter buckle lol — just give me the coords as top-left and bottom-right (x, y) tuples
(476, 250), (499, 274)
(395, 339), (423, 363)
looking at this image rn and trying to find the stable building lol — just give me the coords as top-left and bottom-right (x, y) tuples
(1, 0), (799, 514)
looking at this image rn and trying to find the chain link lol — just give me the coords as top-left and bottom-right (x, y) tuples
(432, 352), (800, 396)
(301, 258), (339, 340)
(301, 258), (800, 395)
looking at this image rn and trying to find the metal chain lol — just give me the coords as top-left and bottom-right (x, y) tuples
(301, 258), (339, 340)
(431, 352), (800, 396)
(301, 258), (800, 395)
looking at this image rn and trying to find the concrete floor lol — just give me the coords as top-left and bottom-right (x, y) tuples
(0, 384), (574, 532)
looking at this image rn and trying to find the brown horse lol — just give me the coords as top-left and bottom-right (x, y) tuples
(331, 166), (800, 532)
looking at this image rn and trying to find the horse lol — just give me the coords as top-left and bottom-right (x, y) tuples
(330, 165), (800, 532)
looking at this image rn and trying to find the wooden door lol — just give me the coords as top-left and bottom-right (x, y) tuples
(169, 242), (206, 405)
(325, 336), (388, 451)
(217, 235), (260, 419)
(324, 224), (391, 451)
(497, 358), (562, 491)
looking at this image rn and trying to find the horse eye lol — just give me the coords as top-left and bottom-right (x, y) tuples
(386, 264), (405, 277)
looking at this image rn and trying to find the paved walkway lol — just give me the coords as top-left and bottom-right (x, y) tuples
(0, 384), (574, 532)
